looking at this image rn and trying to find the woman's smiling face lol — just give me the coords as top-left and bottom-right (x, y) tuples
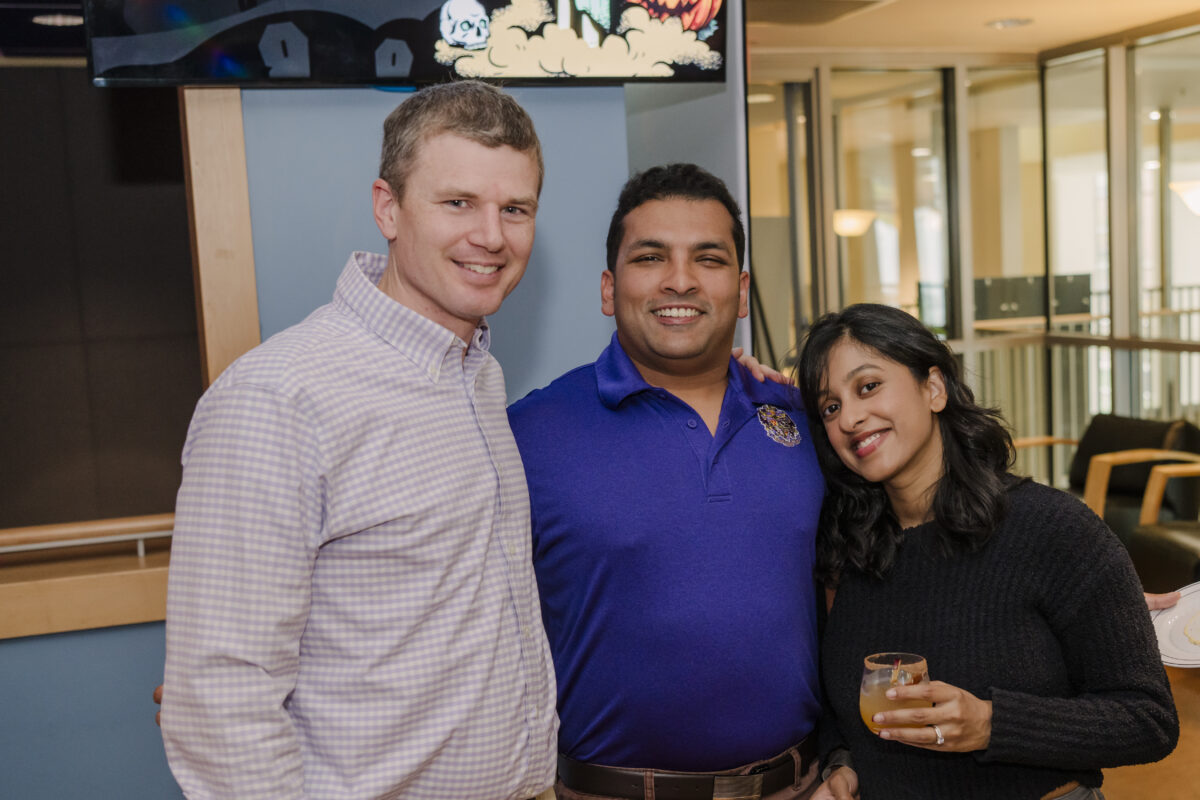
(817, 336), (947, 498)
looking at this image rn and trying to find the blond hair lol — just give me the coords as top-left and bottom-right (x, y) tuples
(379, 81), (543, 202)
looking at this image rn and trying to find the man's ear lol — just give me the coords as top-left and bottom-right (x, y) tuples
(738, 270), (750, 319)
(372, 179), (399, 241)
(927, 366), (948, 413)
(601, 270), (616, 318)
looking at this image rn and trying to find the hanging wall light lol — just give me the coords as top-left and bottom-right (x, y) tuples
(1169, 181), (1200, 216)
(833, 209), (877, 237)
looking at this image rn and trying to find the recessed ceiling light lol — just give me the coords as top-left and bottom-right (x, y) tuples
(32, 13), (85, 27)
(1149, 110), (1162, 121)
(1145, 160), (1161, 170)
(985, 18), (1033, 30)
(747, 93), (775, 105)
(911, 147), (932, 158)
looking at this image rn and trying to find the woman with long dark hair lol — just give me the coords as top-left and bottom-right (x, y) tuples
(797, 304), (1177, 800)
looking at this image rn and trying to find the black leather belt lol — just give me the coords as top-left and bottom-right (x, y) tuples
(557, 736), (816, 800)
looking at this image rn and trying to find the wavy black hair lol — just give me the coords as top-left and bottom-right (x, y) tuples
(796, 304), (1017, 583)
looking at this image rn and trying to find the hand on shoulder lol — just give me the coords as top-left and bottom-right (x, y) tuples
(732, 347), (793, 386)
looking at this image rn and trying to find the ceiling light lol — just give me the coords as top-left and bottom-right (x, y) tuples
(1149, 110), (1162, 121)
(1170, 181), (1200, 216)
(747, 93), (775, 105)
(833, 209), (877, 237)
(911, 147), (932, 158)
(985, 18), (1033, 30)
(32, 14), (84, 27)
(1145, 160), (1161, 170)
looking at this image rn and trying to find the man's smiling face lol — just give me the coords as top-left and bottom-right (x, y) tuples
(373, 131), (540, 341)
(602, 196), (749, 379)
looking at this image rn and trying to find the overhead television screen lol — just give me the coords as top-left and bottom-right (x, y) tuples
(83, 0), (726, 87)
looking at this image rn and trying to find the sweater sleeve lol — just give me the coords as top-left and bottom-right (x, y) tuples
(980, 498), (1179, 770)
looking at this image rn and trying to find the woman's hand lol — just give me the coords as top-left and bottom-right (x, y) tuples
(812, 766), (859, 800)
(731, 347), (793, 386)
(1145, 591), (1180, 611)
(872, 680), (993, 752)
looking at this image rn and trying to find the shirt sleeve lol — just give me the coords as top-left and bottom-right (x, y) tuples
(981, 504), (1179, 770)
(161, 382), (325, 799)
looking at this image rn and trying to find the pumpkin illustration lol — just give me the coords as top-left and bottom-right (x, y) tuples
(629, 0), (723, 33)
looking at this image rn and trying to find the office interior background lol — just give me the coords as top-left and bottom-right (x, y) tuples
(1, 0), (1199, 797)
(743, 0), (1200, 488)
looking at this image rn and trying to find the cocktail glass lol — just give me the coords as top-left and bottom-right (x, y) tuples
(859, 652), (932, 734)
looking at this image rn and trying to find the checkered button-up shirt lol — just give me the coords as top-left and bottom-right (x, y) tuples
(162, 252), (557, 799)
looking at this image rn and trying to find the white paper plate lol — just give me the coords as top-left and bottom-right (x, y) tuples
(1151, 581), (1200, 666)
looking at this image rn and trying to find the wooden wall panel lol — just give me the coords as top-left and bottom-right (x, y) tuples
(180, 87), (261, 386)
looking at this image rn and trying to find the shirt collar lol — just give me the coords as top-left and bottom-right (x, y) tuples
(331, 251), (490, 383)
(596, 331), (795, 412)
(596, 333), (652, 408)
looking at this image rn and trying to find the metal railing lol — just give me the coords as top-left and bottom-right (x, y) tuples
(0, 514), (174, 558)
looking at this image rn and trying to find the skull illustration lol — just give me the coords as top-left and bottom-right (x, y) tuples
(440, 0), (490, 50)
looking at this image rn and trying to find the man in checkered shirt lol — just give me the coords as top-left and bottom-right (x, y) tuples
(159, 81), (557, 800)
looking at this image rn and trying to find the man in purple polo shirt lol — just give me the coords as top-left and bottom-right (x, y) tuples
(508, 164), (826, 800)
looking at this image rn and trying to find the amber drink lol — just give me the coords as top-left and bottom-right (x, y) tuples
(859, 652), (932, 733)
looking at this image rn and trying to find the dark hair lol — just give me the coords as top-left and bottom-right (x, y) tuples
(796, 304), (1017, 583)
(380, 80), (543, 202)
(604, 163), (745, 272)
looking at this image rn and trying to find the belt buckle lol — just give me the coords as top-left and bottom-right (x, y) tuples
(712, 773), (763, 800)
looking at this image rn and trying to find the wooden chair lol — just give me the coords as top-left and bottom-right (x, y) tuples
(1015, 414), (1200, 547)
(1126, 462), (1200, 593)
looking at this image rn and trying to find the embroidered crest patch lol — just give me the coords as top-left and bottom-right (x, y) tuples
(757, 405), (802, 447)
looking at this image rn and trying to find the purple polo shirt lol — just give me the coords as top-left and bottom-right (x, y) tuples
(508, 333), (824, 771)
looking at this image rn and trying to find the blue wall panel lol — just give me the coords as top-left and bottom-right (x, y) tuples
(0, 622), (178, 798)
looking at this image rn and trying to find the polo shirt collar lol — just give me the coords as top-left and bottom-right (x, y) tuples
(596, 333), (652, 408)
(332, 251), (489, 383)
(595, 332), (780, 413)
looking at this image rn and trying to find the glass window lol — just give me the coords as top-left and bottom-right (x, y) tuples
(832, 70), (950, 333)
(1132, 31), (1200, 342)
(0, 68), (200, 528)
(969, 343), (1051, 479)
(966, 68), (1045, 336)
(1140, 348), (1200, 418)
(1045, 53), (1108, 335)
(1046, 343), (1113, 486)
(747, 82), (809, 369)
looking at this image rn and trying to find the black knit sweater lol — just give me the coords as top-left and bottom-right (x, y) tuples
(819, 480), (1179, 799)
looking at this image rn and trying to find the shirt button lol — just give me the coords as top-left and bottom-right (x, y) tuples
(687, 419), (698, 429)
(722, 420), (730, 428)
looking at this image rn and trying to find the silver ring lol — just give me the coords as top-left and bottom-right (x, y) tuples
(931, 724), (945, 746)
